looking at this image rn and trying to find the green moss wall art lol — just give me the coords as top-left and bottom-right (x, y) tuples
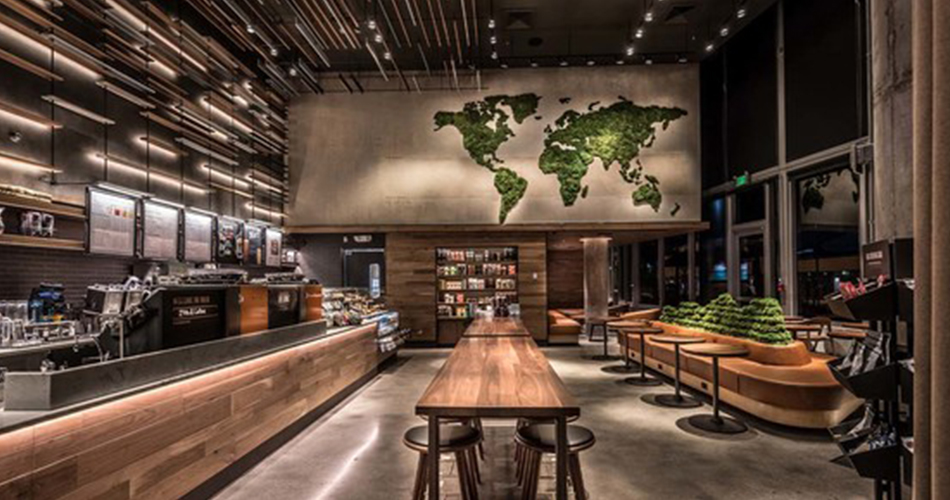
(660, 293), (793, 345)
(434, 94), (687, 224)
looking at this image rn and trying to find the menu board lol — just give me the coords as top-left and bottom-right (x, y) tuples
(183, 211), (214, 263)
(87, 188), (137, 256)
(216, 218), (245, 263)
(245, 224), (264, 266)
(142, 201), (180, 260)
(265, 228), (283, 267)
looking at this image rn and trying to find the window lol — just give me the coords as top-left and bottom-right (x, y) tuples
(699, 197), (728, 303)
(639, 240), (659, 305)
(795, 163), (861, 317)
(663, 235), (690, 306)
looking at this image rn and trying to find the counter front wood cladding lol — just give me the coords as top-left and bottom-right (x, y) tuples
(0, 324), (383, 499)
(386, 233), (547, 343)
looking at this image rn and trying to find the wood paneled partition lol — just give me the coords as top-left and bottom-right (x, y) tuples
(0, 324), (383, 500)
(386, 233), (547, 343)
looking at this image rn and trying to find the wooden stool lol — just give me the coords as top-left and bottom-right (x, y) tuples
(419, 415), (485, 480)
(514, 415), (580, 485)
(404, 425), (483, 500)
(515, 424), (595, 500)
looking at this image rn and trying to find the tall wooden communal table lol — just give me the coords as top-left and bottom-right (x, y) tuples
(416, 318), (580, 500)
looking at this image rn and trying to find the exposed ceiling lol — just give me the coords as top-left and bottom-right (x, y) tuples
(204, 0), (776, 94)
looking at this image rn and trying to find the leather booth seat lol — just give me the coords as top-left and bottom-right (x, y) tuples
(627, 321), (861, 429)
(548, 310), (582, 345)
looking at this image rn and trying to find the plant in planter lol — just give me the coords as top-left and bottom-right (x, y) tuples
(744, 298), (792, 344)
(676, 302), (705, 328)
(700, 293), (741, 335)
(660, 293), (791, 345)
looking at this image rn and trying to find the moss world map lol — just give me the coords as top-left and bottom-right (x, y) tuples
(434, 93), (687, 223)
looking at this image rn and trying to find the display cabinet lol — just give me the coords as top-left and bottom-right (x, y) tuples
(435, 246), (519, 344)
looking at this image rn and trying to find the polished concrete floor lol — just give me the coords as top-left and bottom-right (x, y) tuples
(213, 339), (872, 499)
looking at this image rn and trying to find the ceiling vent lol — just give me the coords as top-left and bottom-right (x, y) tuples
(504, 10), (534, 30)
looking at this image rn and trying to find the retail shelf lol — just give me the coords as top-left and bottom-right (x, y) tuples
(829, 359), (899, 402)
(825, 280), (914, 323)
(0, 234), (85, 252)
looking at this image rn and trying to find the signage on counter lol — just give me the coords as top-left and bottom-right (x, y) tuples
(87, 188), (137, 257)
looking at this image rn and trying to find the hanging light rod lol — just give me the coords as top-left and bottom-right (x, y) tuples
(138, 136), (184, 158)
(0, 151), (61, 174)
(201, 163), (250, 190)
(41, 95), (115, 125)
(0, 99), (61, 130)
(93, 153), (207, 194)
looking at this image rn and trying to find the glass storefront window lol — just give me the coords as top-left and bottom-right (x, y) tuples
(738, 233), (766, 298)
(795, 164), (861, 317)
(639, 240), (659, 305)
(663, 235), (690, 306)
(699, 197), (728, 303)
(734, 184), (767, 224)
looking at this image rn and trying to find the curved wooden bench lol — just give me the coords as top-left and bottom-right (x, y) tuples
(548, 310), (582, 345)
(627, 322), (861, 429)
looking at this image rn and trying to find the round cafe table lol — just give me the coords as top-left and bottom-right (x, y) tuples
(681, 343), (750, 434)
(623, 327), (665, 386)
(588, 315), (623, 361)
(786, 323), (827, 351)
(650, 335), (706, 408)
(603, 320), (652, 373)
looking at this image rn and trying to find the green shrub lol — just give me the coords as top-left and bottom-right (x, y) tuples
(660, 293), (792, 345)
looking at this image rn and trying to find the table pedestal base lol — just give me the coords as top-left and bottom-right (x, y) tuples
(602, 364), (639, 374)
(592, 354), (620, 361)
(623, 375), (662, 386)
(655, 394), (702, 408)
(688, 414), (748, 434)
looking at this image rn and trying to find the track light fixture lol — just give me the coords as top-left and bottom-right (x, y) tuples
(635, 26), (644, 39)
(625, 45), (635, 57)
(367, 19), (377, 30)
(586, 59), (595, 66)
(720, 26), (730, 37)
(491, 51), (498, 60)
(644, 10), (654, 23)
(705, 42), (715, 52)
(559, 60), (568, 67)
(488, 18), (496, 29)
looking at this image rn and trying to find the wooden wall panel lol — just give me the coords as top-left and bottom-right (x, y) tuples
(0, 325), (383, 500)
(547, 247), (585, 309)
(386, 233), (547, 342)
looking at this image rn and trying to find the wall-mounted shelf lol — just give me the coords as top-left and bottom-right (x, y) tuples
(0, 193), (86, 219)
(0, 234), (84, 252)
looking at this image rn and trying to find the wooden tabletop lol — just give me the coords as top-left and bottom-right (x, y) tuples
(463, 317), (531, 338)
(586, 315), (622, 325)
(621, 326), (664, 335)
(650, 335), (706, 345)
(681, 343), (750, 358)
(416, 335), (579, 418)
(829, 329), (868, 340)
(785, 323), (825, 332)
(607, 320), (652, 329)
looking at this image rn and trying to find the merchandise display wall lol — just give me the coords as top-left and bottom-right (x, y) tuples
(289, 66), (701, 228)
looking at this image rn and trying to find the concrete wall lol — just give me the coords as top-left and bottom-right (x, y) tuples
(871, 0), (914, 240)
(288, 66), (700, 227)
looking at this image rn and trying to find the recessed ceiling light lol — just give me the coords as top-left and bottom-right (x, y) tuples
(625, 45), (635, 56)
(645, 58), (653, 65)
(737, 7), (747, 19)
(491, 51), (498, 60)
(246, 24), (255, 34)
(500, 62), (509, 69)
(559, 59), (569, 67)
(383, 51), (392, 60)
(374, 33), (383, 43)
(270, 47), (279, 56)
(645, 10), (654, 23)
(367, 19), (377, 30)
(530, 60), (539, 68)
(490, 35), (497, 45)
(616, 59), (625, 65)
(705, 42), (715, 52)
(586, 60), (595, 66)
(720, 26), (730, 37)
(488, 19), (496, 29)
(678, 55), (688, 64)
(635, 27), (644, 39)
(288, 67), (298, 76)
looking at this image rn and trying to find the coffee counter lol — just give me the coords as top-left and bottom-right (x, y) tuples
(0, 318), (393, 498)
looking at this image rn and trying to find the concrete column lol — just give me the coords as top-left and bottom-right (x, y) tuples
(581, 237), (611, 321)
(871, 0), (914, 240)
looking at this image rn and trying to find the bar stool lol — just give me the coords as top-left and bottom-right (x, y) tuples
(515, 423), (596, 500)
(649, 335), (705, 408)
(419, 415), (485, 480)
(404, 424), (483, 500)
(513, 415), (580, 485)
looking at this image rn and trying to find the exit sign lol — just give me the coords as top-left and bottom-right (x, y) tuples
(735, 172), (751, 187)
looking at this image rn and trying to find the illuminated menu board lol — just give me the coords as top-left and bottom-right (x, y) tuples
(183, 210), (214, 263)
(265, 228), (283, 267)
(245, 224), (264, 265)
(87, 188), (136, 257)
(142, 200), (180, 260)
(216, 218), (245, 263)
